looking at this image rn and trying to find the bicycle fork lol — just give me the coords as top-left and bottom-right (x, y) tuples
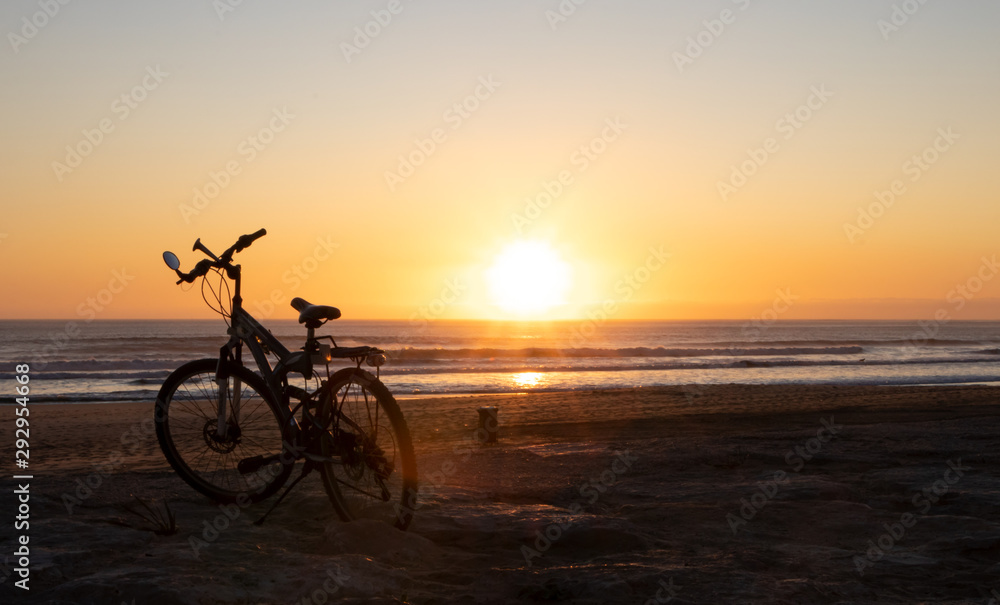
(213, 341), (249, 440)
(213, 355), (241, 440)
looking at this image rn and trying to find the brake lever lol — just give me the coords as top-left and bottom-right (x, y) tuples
(174, 259), (214, 285)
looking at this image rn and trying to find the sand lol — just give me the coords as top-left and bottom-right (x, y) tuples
(2, 384), (999, 604)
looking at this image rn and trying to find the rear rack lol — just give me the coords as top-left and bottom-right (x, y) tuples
(329, 346), (381, 359)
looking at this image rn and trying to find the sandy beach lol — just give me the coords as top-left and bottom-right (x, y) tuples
(2, 384), (999, 604)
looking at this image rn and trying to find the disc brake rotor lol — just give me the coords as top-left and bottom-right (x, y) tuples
(203, 419), (241, 454)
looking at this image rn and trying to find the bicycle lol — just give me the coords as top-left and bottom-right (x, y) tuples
(154, 229), (418, 529)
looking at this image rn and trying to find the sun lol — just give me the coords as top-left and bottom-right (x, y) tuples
(486, 241), (571, 316)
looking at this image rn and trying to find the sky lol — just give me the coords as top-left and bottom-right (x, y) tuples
(2, 0), (999, 321)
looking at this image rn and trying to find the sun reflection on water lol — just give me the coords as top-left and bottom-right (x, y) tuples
(511, 372), (545, 389)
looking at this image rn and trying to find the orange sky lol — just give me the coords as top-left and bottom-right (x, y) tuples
(2, 1), (999, 321)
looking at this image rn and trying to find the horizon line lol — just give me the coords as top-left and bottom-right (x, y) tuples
(3, 317), (1000, 323)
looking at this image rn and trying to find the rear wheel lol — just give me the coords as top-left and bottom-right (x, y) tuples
(155, 359), (292, 503)
(318, 368), (418, 529)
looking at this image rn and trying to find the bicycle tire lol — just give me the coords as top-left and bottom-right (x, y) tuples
(155, 358), (293, 503)
(318, 368), (418, 529)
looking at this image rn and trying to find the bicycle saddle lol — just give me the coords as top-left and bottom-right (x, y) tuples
(290, 297), (341, 328)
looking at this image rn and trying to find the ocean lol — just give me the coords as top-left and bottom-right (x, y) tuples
(2, 319), (999, 404)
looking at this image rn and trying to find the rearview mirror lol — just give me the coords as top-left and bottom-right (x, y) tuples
(163, 251), (180, 270)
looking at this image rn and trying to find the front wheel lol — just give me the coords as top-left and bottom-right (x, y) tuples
(155, 359), (293, 503)
(318, 369), (418, 529)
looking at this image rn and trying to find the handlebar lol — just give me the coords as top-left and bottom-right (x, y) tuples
(224, 228), (267, 262)
(172, 229), (266, 284)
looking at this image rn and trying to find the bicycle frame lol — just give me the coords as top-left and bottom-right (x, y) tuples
(208, 262), (311, 440)
(208, 262), (363, 444)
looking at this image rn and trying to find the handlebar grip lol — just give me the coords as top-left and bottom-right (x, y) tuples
(216, 228), (268, 264)
(238, 228), (266, 249)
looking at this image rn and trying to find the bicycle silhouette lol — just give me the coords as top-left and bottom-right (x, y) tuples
(155, 229), (417, 528)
